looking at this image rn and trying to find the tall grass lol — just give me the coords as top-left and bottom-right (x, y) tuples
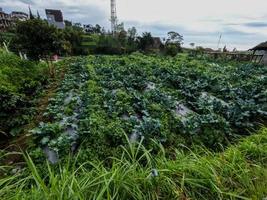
(1, 128), (267, 199)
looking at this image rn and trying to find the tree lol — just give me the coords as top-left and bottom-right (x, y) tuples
(63, 26), (84, 55)
(0, 32), (15, 50)
(117, 30), (127, 48)
(190, 43), (195, 48)
(101, 27), (106, 34)
(74, 23), (82, 28)
(96, 34), (122, 55)
(64, 20), (73, 27)
(165, 31), (183, 56)
(127, 27), (137, 40)
(13, 19), (65, 77)
(84, 24), (103, 34)
(13, 19), (62, 61)
(126, 27), (138, 52)
(84, 24), (94, 33)
(165, 44), (179, 56)
(166, 31), (183, 46)
(138, 32), (154, 52)
(94, 24), (102, 34)
(116, 22), (125, 33)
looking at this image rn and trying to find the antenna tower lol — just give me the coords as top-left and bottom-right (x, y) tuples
(110, 0), (118, 33)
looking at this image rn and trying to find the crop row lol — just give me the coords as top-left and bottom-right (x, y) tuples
(32, 55), (267, 162)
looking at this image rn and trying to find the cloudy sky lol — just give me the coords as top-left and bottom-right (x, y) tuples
(1, 0), (267, 50)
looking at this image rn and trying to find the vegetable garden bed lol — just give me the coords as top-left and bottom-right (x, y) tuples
(31, 54), (267, 162)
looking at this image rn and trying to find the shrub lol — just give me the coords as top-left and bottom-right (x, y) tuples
(0, 50), (48, 137)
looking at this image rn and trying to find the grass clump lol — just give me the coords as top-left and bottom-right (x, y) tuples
(1, 128), (267, 199)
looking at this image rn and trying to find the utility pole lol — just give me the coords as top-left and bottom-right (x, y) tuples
(110, 0), (118, 34)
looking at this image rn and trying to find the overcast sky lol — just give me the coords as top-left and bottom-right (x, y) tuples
(1, 0), (267, 50)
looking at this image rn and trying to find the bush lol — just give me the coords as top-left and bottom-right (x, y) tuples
(0, 50), (49, 136)
(164, 44), (182, 56)
(12, 19), (62, 60)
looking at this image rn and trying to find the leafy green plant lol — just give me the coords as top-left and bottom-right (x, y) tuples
(28, 54), (267, 160)
(0, 50), (49, 137)
(1, 128), (267, 199)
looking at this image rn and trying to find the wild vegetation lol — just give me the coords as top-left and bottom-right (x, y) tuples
(1, 128), (267, 199)
(0, 49), (49, 138)
(2, 19), (183, 59)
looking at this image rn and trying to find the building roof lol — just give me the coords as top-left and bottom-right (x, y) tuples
(11, 11), (28, 19)
(152, 37), (163, 46)
(45, 9), (63, 22)
(153, 37), (161, 43)
(250, 41), (267, 51)
(204, 48), (215, 52)
(0, 11), (9, 17)
(150, 37), (163, 49)
(12, 11), (28, 15)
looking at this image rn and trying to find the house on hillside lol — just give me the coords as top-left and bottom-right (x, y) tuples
(11, 11), (28, 22)
(250, 42), (267, 65)
(152, 37), (163, 49)
(0, 9), (12, 32)
(0, 7), (30, 32)
(45, 9), (65, 29)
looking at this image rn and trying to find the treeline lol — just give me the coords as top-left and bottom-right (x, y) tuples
(0, 19), (184, 60)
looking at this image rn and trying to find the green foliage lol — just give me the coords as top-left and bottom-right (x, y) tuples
(1, 128), (267, 199)
(12, 19), (90, 58)
(63, 26), (85, 55)
(91, 29), (154, 55)
(31, 54), (267, 162)
(13, 19), (63, 60)
(93, 31), (139, 55)
(95, 34), (124, 55)
(138, 32), (154, 52)
(0, 50), (49, 136)
(165, 43), (179, 56)
(84, 24), (103, 34)
(0, 32), (15, 48)
(164, 31), (183, 56)
(81, 34), (99, 54)
(1, 53), (267, 199)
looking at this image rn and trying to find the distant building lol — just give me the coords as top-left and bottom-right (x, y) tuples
(45, 9), (65, 29)
(204, 48), (215, 52)
(151, 37), (163, 49)
(0, 9), (29, 32)
(11, 11), (28, 21)
(250, 42), (267, 65)
(0, 10), (12, 32)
